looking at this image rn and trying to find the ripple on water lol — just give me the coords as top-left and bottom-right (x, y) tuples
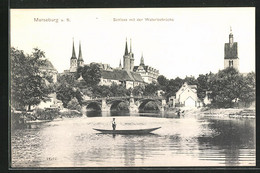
(11, 116), (255, 167)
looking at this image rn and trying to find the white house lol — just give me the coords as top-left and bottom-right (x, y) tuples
(175, 82), (201, 108)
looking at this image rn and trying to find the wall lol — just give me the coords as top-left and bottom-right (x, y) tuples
(224, 59), (239, 70)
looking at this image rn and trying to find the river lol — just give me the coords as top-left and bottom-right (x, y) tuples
(11, 111), (255, 167)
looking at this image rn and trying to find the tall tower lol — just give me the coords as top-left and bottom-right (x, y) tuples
(70, 38), (77, 72)
(123, 38), (130, 71)
(140, 52), (145, 66)
(77, 41), (84, 68)
(224, 27), (239, 70)
(129, 38), (135, 71)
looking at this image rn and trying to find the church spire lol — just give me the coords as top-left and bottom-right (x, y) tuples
(140, 52), (144, 66)
(124, 38), (128, 55)
(71, 38), (77, 59)
(119, 59), (122, 68)
(130, 38), (132, 53)
(78, 41), (83, 61)
(229, 26), (233, 44)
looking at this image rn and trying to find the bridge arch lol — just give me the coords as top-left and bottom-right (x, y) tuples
(86, 101), (101, 111)
(138, 99), (161, 112)
(109, 100), (129, 111)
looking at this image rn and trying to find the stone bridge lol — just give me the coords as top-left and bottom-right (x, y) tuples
(81, 95), (167, 113)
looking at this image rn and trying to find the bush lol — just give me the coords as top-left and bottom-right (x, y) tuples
(67, 97), (81, 112)
(60, 109), (82, 118)
(34, 108), (60, 120)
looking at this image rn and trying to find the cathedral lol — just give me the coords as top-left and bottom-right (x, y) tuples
(66, 38), (160, 87)
(224, 28), (239, 70)
(69, 39), (84, 73)
(120, 38), (160, 84)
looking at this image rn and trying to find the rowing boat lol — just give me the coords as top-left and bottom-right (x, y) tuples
(93, 127), (161, 134)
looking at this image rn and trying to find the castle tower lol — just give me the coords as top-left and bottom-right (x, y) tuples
(129, 38), (135, 71)
(224, 27), (239, 70)
(70, 38), (78, 72)
(77, 41), (84, 68)
(140, 52), (145, 66)
(123, 38), (131, 71)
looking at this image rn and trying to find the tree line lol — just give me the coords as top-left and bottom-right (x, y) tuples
(11, 47), (255, 111)
(156, 68), (255, 108)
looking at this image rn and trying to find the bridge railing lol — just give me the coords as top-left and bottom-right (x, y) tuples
(84, 95), (165, 101)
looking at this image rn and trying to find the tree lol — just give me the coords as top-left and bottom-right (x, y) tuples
(67, 97), (81, 112)
(81, 63), (101, 87)
(56, 83), (74, 108)
(11, 47), (53, 111)
(56, 73), (83, 107)
(57, 73), (76, 86)
(196, 74), (209, 101)
(132, 85), (145, 96)
(143, 82), (159, 96)
(91, 85), (112, 98)
(110, 83), (130, 97)
(165, 77), (183, 100)
(184, 76), (197, 85)
(157, 75), (169, 91)
(208, 67), (242, 108)
(239, 72), (255, 107)
(75, 66), (83, 79)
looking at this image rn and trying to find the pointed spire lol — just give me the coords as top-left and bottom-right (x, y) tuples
(124, 38), (128, 55)
(229, 26), (233, 44)
(140, 52), (144, 66)
(119, 59), (122, 68)
(229, 26), (233, 35)
(130, 38), (132, 53)
(71, 38), (77, 59)
(78, 41), (83, 61)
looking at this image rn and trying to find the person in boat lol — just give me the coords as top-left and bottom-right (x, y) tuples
(177, 109), (181, 117)
(112, 118), (116, 130)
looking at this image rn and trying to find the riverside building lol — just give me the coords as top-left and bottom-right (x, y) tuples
(64, 38), (162, 89)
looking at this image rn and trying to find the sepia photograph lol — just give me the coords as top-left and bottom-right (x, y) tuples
(10, 8), (255, 167)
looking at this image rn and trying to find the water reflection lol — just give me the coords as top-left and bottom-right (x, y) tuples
(86, 110), (102, 117)
(11, 112), (255, 167)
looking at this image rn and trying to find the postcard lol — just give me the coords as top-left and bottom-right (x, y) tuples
(10, 8), (255, 168)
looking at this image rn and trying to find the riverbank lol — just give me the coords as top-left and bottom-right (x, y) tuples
(11, 108), (82, 127)
(180, 107), (255, 118)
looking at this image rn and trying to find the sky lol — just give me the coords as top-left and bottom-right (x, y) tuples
(10, 8), (255, 79)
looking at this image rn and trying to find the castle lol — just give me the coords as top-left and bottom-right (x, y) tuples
(65, 38), (160, 89)
(224, 28), (239, 70)
(120, 39), (160, 83)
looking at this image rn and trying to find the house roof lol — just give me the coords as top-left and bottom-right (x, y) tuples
(101, 69), (144, 82)
(130, 71), (144, 82)
(134, 65), (159, 73)
(177, 82), (197, 96)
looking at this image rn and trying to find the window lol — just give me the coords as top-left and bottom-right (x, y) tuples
(229, 60), (233, 67)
